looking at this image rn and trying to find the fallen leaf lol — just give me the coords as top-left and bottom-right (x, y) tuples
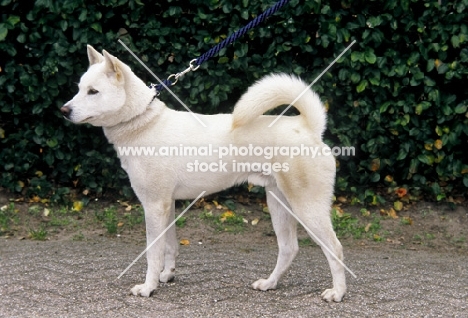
(179, 239), (190, 245)
(384, 175), (393, 182)
(251, 218), (259, 226)
(212, 200), (223, 210)
(43, 208), (50, 217)
(402, 216), (413, 225)
(117, 222), (124, 227)
(365, 223), (372, 232)
(73, 201), (83, 212)
(262, 206), (269, 213)
(387, 208), (399, 219)
(379, 208), (398, 218)
(337, 196), (347, 203)
(221, 210), (235, 218)
(194, 197), (205, 208)
(333, 206), (345, 217)
(386, 238), (401, 245)
(243, 218), (248, 224)
(220, 210), (235, 222)
(393, 201), (403, 211)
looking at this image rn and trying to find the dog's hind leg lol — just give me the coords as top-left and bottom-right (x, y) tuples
(159, 200), (179, 283)
(252, 186), (298, 291)
(293, 201), (347, 302)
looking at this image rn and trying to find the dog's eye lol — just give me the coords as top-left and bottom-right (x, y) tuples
(88, 88), (99, 95)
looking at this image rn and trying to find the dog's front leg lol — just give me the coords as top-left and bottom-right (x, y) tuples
(159, 200), (178, 282)
(131, 200), (171, 297)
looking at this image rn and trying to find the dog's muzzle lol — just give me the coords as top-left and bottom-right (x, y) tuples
(60, 105), (72, 120)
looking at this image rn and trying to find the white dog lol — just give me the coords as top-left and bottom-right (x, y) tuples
(61, 45), (347, 302)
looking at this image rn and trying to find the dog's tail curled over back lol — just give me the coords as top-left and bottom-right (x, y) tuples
(231, 73), (327, 136)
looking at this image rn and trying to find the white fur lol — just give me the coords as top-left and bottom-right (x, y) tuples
(232, 73), (326, 136)
(62, 45), (347, 302)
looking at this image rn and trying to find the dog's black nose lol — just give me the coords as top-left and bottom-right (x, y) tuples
(60, 105), (72, 119)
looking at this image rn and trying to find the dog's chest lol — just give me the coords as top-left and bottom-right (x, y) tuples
(119, 155), (130, 172)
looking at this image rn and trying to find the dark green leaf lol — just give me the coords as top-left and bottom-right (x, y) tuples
(364, 50), (377, 64)
(0, 24), (8, 41)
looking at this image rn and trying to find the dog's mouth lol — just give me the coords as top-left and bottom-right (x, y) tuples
(78, 117), (93, 124)
(63, 116), (93, 124)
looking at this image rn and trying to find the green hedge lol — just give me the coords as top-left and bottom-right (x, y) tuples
(1, 0), (467, 202)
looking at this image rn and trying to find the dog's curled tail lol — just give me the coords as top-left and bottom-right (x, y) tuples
(231, 73), (326, 136)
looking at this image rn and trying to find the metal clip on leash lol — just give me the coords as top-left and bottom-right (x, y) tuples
(166, 59), (200, 86)
(151, 59), (200, 94)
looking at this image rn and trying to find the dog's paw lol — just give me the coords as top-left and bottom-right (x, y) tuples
(252, 278), (277, 291)
(321, 288), (345, 302)
(159, 269), (175, 283)
(130, 283), (156, 297)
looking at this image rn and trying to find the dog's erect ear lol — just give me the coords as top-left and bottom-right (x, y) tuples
(102, 50), (124, 83)
(87, 45), (103, 65)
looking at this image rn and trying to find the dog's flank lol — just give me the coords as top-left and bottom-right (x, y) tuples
(61, 45), (347, 302)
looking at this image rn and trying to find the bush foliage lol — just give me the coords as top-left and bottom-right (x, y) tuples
(1, 0), (467, 201)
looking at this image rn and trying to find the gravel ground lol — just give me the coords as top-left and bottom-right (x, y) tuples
(1, 238), (467, 317)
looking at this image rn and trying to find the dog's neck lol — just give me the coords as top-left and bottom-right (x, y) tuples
(102, 95), (165, 145)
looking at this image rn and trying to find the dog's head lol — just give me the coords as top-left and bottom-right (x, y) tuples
(61, 45), (130, 127)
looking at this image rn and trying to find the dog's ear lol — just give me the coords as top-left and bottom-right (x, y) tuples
(103, 50), (124, 83)
(87, 45), (103, 65)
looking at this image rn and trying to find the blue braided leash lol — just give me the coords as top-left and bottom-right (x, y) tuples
(154, 0), (290, 93)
